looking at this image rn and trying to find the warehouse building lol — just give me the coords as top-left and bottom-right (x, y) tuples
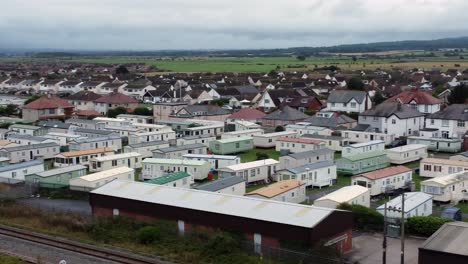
(90, 180), (353, 253)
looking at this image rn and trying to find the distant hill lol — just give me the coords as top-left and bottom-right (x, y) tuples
(3, 36), (468, 57)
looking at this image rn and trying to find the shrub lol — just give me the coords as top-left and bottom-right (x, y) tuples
(338, 203), (383, 231)
(204, 232), (240, 256)
(256, 152), (269, 160)
(137, 226), (161, 244)
(275, 125), (285, 132)
(406, 216), (453, 237)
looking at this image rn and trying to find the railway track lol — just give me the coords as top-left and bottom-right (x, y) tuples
(0, 225), (164, 264)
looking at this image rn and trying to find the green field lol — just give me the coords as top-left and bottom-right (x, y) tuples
(4, 51), (468, 72)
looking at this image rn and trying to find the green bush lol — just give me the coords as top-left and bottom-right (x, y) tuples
(256, 152), (269, 160)
(137, 226), (161, 244)
(204, 232), (240, 256)
(338, 203), (383, 231)
(275, 125), (285, 132)
(406, 216), (453, 237)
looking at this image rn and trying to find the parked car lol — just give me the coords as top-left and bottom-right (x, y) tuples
(440, 207), (462, 221)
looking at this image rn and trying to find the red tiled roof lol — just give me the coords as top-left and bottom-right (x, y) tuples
(23, 96), (74, 110)
(277, 137), (323, 145)
(384, 90), (442, 105)
(94, 92), (138, 104)
(228, 108), (266, 119)
(357, 165), (412, 180)
(74, 110), (102, 117)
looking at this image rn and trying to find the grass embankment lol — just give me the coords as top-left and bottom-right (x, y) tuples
(0, 254), (25, 264)
(0, 200), (292, 264)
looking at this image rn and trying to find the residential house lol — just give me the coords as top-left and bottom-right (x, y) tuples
(218, 159), (279, 184)
(22, 95), (74, 121)
(209, 137), (254, 155)
(57, 80), (83, 94)
(25, 165), (87, 188)
(351, 166), (412, 196)
(326, 90), (371, 113)
(226, 108), (266, 124)
(54, 148), (114, 167)
(194, 176), (246, 195)
(153, 102), (189, 120)
(384, 89), (442, 114)
(69, 166), (135, 192)
(358, 102), (425, 137)
(421, 171), (468, 203)
(386, 144), (428, 164)
(245, 180), (306, 204)
(425, 104), (468, 139)
(314, 185), (370, 209)
(261, 106), (309, 127)
(171, 105), (231, 122)
(94, 92), (139, 115)
(145, 171), (193, 189)
(276, 161), (337, 188)
(90, 152), (142, 172)
(141, 158), (211, 180)
(0, 160), (44, 183)
(66, 90), (102, 111)
(336, 140), (390, 175)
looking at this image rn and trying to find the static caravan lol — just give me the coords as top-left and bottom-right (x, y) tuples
(285, 123), (333, 137)
(116, 114), (154, 124)
(221, 129), (264, 139)
(9, 124), (47, 136)
(450, 151), (468, 162)
(407, 136), (462, 153)
(351, 166), (413, 196)
(253, 131), (297, 148)
(131, 123), (172, 133)
(152, 143), (207, 159)
(217, 158), (279, 184)
(420, 158), (468, 178)
(314, 185), (370, 209)
(245, 180), (306, 204)
(342, 130), (395, 146)
(73, 128), (119, 138)
(124, 140), (170, 158)
(177, 135), (216, 148)
(43, 132), (84, 146)
(209, 137), (254, 155)
(276, 161), (337, 188)
(145, 171), (193, 189)
(90, 152), (142, 172)
(0, 160), (44, 183)
(386, 144), (428, 164)
(182, 154), (240, 170)
(128, 130), (176, 145)
(278, 148), (334, 170)
(275, 137), (325, 153)
(421, 171), (468, 203)
(7, 134), (57, 146)
(336, 140), (390, 175)
(301, 134), (349, 152)
(69, 167), (135, 192)
(142, 158), (211, 180)
(0, 142), (60, 163)
(25, 165), (87, 188)
(68, 135), (122, 152)
(376, 192), (432, 221)
(194, 176), (245, 195)
(54, 147), (114, 167)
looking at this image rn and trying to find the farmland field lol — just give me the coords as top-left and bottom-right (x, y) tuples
(2, 53), (468, 72)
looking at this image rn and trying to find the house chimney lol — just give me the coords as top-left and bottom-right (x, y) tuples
(397, 102), (402, 111)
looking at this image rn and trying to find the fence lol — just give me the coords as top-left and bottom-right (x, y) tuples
(241, 241), (343, 264)
(0, 182), (89, 200)
(0, 182), (38, 199)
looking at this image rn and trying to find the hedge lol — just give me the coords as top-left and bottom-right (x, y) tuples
(337, 203), (383, 231)
(406, 216), (453, 237)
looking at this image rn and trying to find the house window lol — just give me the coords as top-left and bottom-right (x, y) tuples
(430, 119), (434, 125)
(12, 172), (16, 178)
(112, 160), (117, 166)
(442, 120), (449, 127)
(251, 169), (256, 177)
(458, 120), (465, 127)
(392, 119), (396, 124)
(350, 102), (357, 108)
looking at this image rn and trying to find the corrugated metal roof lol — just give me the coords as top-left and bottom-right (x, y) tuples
(91, 180), (338, 228)
(0, 160), (43, 173)
(35, 165), (87, 177)
(222, 159), (279, 171)
(283, 161), (335, 174)
(340, 151), (387, 161)
(183, 154), (239, 160)
(315, 185), (369, 203)
(386, 144), (427, 152)
(0, 142), (59, 152)
(422, 171), (468, 186)
(420, 221), (468, 255)
(348, 140), (384, 148)
(214, 136), (253, 144)
(287, 148), (334, 160)
(195, 176), (245, 191)
(153, 143), (206, 153)
(253, 131), (297, 138)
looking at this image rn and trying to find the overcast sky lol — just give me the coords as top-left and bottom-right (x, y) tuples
(1, 0), (467, 51)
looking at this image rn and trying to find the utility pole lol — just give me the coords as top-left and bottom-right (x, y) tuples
(383, 201), (387, 264)
(400, 192), (405, 264)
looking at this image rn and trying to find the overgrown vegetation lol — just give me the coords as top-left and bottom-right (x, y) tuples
(0, 254), (25, 264)
(0, 201), (289, 264)
(337, 203), (383, 231)
(406, 216), (453, 237)
(132, 106), (152, 116)
(107, 106), (127, 118)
